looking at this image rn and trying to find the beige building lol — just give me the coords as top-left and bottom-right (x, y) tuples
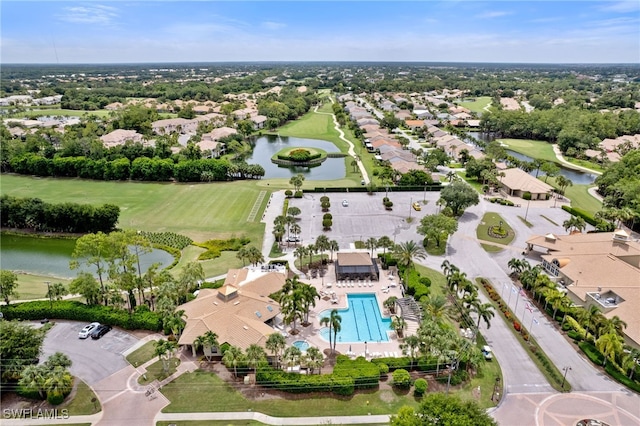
(526, 231), (640, 349)
(499, 168), (553, 200)
(177, 268), (287, 356)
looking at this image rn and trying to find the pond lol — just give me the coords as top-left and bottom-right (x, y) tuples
(247, 135), (346, 180)
(466, 132), (597, 185)
(0, 234), (174, 279)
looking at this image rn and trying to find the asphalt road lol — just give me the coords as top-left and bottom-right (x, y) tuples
(41, 320), (139, 386)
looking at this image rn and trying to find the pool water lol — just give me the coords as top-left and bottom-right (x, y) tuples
(292, 340), (310, 351)
(319, 293), (391, 343)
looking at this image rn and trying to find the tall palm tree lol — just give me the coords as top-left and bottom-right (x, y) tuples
(328, 240), (340, 262)
(265, 333), (287, 369)
(472, 303), (495, 342)
(578, 305), (604, 344)
(598, 316), (627, 340)
(245, 344), (267, 376)
(43, 366), (73, 400)
(400, 335), (422, 369)
(222, 345), (244, 378)
(366, 237), (378, 258)
(622, 348), (640, 380)
(321, 309), (342, 354)
(315, 235), (330, 260)
(283, 346), (302, 370)
(393, 240), (427, 289)
(377, 236), (393, 257)
(319, 315), (333, 354)
(507, 258), (530, 278)
(193, 331), (219, 362)
(596, 332), (624, 367)
(391, 316), (407, 339)
(304, 346), (324, 374)
(19, 365), (46, 398)
(294, 246), (307, 270)
(165, 309), (187, 338)
(300, 283), (320, 325)
(154, 339), (178, 373)
(556, 175), (573, 196)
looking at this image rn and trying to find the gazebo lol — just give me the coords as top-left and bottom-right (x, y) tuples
(334, 252), (380, 281)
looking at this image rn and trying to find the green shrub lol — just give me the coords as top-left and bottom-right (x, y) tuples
(138, 231), (193, 250)
(605, 363), (640, 392)
(414, 378), (428, 396)
(579, 342), (605, 366)
(195, 237), (250, 260)
(285, 190), (293, 197)
(47, 392), (66, 405)
(0, 300), (162, 331)
(372, 356), (411, 371)
(323, 213), (332, 220)
(392, 369), (411, 389)
(378, 363), (389, 375)
(294, 191), (303, 198)
(523, 192), (532, 200)
(567, 330), (583, 341)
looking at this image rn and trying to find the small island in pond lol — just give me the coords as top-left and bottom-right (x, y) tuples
(271, 147), (328, 166)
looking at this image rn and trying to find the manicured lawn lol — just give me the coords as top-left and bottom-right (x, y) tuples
(126, 341), (158, 367)
(161, 369), (418, 416)
(0, 175), (268, 243)
(139, 357), (179, 385)
(11, 273), (71, 300)
(497, 138), (559, 163)
(415, 264), (447, 298)
(476, 213), (515, 252)
(64, 379), (101, 415)
(545, 177), (602, 215)
(457, 96), (492, 115)
(564, 157), (605, 174)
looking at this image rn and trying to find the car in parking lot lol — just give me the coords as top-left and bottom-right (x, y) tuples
(482, 345), (493, 360)
(287, 235), (301, 242)
(342, 199), (349, 207)
(412, 202), (422, 211)
(90, 324), (112, 340)
(79, 322), (100, 339)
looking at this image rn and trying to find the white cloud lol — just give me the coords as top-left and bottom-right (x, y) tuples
(261, 21), (286, 30)
(475, 10), (512, 19)
(57, 5), (118, 25)
(599, 1), (640, 13)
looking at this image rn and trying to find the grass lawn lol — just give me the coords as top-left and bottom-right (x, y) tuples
(497, 138), (559, 164)
(157, 422), (268, 426)
(415, 264), (447, 298)
(564, 157), (605, 174)
(0, 175), (268, 244)
(64, 379), (101, 415)
(126, 341), (157, 367)
(161, 369), (419, 416)
(457, 96), (492, 115)
(424, 239), (446, 256)
(11, 273), (71, 300)
(139, 357), (179, 385)
(476, 213), (515, 252)
(544, 177), (602, 215)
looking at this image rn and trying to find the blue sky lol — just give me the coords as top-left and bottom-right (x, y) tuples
(2, 1), (639, 64)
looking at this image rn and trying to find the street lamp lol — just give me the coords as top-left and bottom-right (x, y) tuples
(44, 281), (52, 309)
(561, 366), (572, 390)
(423, 182), (427, 203)
(365, 341), (368, 356)
(409, 197), (412, 219)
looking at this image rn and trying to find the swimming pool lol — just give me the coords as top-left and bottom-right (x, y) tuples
(319, 293), (391, 343)
(292, 340), (310, 352)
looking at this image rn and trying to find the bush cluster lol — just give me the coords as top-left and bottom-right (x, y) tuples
(404, 269), (431, 302)
(195, 237), (250, 260)
(0, 301), (162, 331)
(138, 231), (193, 250)
(488, 197), (515, 206)
(562, 205), (612, 229)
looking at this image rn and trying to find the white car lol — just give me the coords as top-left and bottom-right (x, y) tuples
(79, 322), (101, 339)
(482, 345), (493, 360)
(342, 200), (349, 207)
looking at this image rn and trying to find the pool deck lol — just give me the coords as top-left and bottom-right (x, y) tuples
(280, 261), (412, 360)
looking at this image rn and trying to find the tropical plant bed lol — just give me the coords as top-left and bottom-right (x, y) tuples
(476, 213), (515, 252)
(272, 147), (327, 165)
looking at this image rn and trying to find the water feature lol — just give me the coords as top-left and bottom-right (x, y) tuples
(0, 234), (174, 279)
(292, 340), (310, 352)
(466, 132), (597, 185)
(247, 135), (346, 180)
(319, 293), (391, 343)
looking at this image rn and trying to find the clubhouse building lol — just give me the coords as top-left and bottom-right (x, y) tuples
(526, 230), (640, 349)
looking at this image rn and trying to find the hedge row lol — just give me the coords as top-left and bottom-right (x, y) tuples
(0, 300), (162, 331)
(561, 205), (613, 230)
(256, 356), (379, 396)
(488, 197), (515, 206)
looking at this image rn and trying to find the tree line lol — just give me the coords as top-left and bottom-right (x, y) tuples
(0, 195), (119, 233)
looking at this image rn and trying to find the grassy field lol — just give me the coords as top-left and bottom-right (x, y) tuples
(0, 175), (268, 243)
(126, 341), (157, 367)
(64, 380), (101, 415)
(545, 177), (602, 215)
(161, 369), (420, 416)
(139, 357), (179, 385)
(497, 138), (560, 164)
(9, 273), (72, 300)
(457, 97), (492, 115)
(476, 213), (516, 253)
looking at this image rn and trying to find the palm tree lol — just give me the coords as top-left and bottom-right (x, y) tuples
(556, 175), (573, 196)
(193, 331), (219, 362)
(304, 347), (324, 374)
(508, 258), (530, 278)
(19, 365), (46, 399)
(421, 294), (451, 324)
(306, 243), (317, 269)
(596, 333), (624, 367)
(366, 237), (378, 258)
(236, 247), (249, 266)
(400, 335), (422, 369)
(154, 339), (178, 373)
(391, 316), (407, 339)
(563, 216), (586, 233)
(43, 366), (73, 401)
(283, 346), (302, 370)
(294, 246), (307, 270)
(320, 309), (342, 355)
(315, 235), (330, 260)
(299, 283), (320, 326)
(328, 240), (340, 262)
(245, 344), (267, 377)
(377, 236), (393, 257)
(222, 345), (244, 378)
(265, 332), (287, 369)
(622, 348), (640, 380)
(472, 303), (495, 342)
(384, 296), (398, 315)
(319, 316), (333, 354)
(245, 246), (265, 266)
(598, 316), (627, 340)
(165, 309), (186, 338)
(393, 240), (427, 289)
(578, 305), (604, 344)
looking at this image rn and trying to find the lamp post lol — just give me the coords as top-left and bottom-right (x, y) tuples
(524, 198), (531, 222)
(364, 341), (368, 357)
(44, 281), (52, 309)
(561, 366), (572, 390)
(423, 182), (427, 203)
(409, 197), (412, 219)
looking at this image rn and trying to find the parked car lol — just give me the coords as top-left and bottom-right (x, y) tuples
(482, 345), (493, 360)
(287, 235), (301, 242)
(90, 324), (112, 340)
(342, 199), (349, 207)
(79, 322), (100, 339)
(412, 202), (422, 211)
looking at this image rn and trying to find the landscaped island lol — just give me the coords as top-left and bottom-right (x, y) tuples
(272, 147), (328, 166)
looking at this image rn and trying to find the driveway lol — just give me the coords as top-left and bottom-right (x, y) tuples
(41, 320), (140, 386)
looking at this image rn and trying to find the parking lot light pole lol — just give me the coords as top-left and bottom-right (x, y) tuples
(561, 366), (572, 389)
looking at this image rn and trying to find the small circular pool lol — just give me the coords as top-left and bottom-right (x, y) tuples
(292, 340), (310, 352)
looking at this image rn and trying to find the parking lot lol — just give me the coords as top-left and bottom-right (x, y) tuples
(287, 191), (440, 249)
(40, 320), (140, 386)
